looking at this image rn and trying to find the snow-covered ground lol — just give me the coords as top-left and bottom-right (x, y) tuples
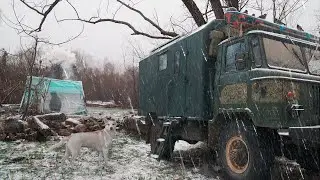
(0, 107), (318, 180)
(0, 108), (219, 180)
(86, 101), (117, 107)
(0, 133), (219, 180)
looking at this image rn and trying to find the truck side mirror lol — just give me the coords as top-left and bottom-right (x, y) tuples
(235, 53), (248, 70)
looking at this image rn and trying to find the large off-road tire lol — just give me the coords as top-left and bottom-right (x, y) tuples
(218, 120), (274, 180)
(296, 146), (320, 173)
(161, 136), (176, 160)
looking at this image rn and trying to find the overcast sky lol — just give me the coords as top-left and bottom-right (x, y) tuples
(0, 0), (319, 71)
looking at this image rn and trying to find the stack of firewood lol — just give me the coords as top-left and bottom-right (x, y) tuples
(122, 115), (148, 136)
(0, 113), (116, 141)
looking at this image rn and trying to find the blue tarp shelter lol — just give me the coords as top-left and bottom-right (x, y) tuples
(20, 76), (87, 115)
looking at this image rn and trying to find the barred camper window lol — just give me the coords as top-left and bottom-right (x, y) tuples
(251, 38), (262, 67)
(225, 41), (246, 72)
(159, 53), (167, 71)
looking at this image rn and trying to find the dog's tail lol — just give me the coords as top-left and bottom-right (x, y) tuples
(47, 137), (70, 151)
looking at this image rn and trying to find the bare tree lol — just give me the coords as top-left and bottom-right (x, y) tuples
(182, 0), (206, 26)
(22, 37), (40, 119)
(18, 0), (178, 39)
(0, 8), (2, 24)
(251, 0), (309, 23)
(16, 0), (253, 39)
(317, 14), (320, 34)
(11, 0), (312, 41)
(276, 0), (309, 22)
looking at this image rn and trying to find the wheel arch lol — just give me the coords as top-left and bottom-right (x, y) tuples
(208, 108), (256, 149)
(208, 108), (280, 155)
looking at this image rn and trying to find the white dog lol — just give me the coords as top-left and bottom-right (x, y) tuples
(49, 120), (116, 162)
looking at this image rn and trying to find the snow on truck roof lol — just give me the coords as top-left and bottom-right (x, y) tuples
(224, 10), (319, 42)
(219, 30), (320, 46)
(247, 30), (320, 46)
(149, 19), (225, 55)
(148, 10), (319, 58)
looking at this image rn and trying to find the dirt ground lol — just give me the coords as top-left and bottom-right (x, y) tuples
(0, 107), (318, 180)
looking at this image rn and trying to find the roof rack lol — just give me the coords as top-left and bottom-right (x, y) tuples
(224, 11), (320, 43)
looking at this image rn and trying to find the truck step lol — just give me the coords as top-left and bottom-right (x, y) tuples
(157, 138), (165, 142)
(163, 122), (171, 126)
(150, 154), (159, 159)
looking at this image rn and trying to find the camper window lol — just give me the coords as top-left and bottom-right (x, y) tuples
(159, 53), (168, 71)
(251, 37), (262, 67)
(225, 41), (246, 72)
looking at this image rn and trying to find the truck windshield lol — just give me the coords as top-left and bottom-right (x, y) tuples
(306, 46), (320, 75)
(263, 37), (320, 75)
(263, 38), (306, 71)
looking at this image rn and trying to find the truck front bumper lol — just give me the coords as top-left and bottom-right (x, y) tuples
(289, 126), (320, 146)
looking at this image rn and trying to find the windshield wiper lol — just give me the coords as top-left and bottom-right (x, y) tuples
(281, 41), (306, 68)
(310, 43), (320, 62)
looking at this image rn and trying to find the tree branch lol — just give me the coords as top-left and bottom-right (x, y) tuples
(20, 0), (43, 15)
(21, 0), (176, 39)
(36, 0), (61, 32)
(58, 18), (172, 39)
(22, 37), (39, 120)
(225, 0), (239, 10)
(209, 0), (225, 19)
(116, 0), (178, 37)
(182, 0), (206, 27)
(204, 0), (210, 21)
(20, 0), (62, 33)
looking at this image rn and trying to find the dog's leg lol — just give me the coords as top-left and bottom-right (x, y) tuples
(71, 148), (80, 161)
(102, 148), (109, 163)
(67, 146), (80, 168)
(62, 146), (71, 163)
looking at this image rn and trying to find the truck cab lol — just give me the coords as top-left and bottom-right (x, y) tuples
(140, 9), (320, 180)
(215, 29), (320, 127)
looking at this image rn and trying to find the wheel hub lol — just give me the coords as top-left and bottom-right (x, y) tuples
(226, 136), (249, 174)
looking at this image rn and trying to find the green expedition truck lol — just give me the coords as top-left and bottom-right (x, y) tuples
(139, 9), (320, 180)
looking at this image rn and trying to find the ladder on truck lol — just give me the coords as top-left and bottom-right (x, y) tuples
(153, 119), (177, 160)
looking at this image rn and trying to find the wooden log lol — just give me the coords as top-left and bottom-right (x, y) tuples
(58, 129), (71, 136)
(36, 113), (67, 132)
(74, 124), (87, 132)
(27, 116), (53, 137)
(24, 131), (38, 141)
(36, 113), (66, 122)
(33, 116), (50, 130)
(65, 118), (81, 126)
(67, 115), (88, 119)
(123, 116), (147, 135)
